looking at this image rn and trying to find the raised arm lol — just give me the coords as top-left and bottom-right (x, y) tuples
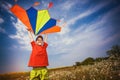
(44, 34), (48, 43)
(27, 30), (34, 42)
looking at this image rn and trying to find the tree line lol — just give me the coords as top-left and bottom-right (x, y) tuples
(74, 45), (120, 66)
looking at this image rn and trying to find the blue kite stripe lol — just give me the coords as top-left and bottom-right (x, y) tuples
(26, 7), (37, 34)
(38, 18), (56, 34)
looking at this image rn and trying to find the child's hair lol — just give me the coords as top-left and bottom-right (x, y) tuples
(36, 35), (43, 41)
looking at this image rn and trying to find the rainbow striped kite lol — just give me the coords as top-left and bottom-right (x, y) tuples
(10, 4), (61, 35)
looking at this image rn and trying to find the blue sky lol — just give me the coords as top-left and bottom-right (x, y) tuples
(0, 0), (120, 74)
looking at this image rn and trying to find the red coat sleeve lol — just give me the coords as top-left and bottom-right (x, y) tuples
(43, 42), (48, 48)
(31, 41), (35, 48)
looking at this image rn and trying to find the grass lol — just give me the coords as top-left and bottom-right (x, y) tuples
(0, 58), (120, 80)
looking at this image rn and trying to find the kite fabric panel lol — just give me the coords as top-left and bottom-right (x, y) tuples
(26, 7), (37, 34)
(10, 4), (32, 31)
(36, 10), (50, 34)
(40, 26), (61, 34)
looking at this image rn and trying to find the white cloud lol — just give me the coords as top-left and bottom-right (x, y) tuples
(41, 0), (48, 8)
(60, 0), (90, 11)
(10, 16), (16, 21)
(0, 18), (4, 24)
(0, 18), (6, 34)
(0, 27), (6, 33)
(67, 0), (112, 27)
(9, 19), (32, 51)
(61, 0), (76, 11)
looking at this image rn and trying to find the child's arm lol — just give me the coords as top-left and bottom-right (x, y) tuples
(44, 34), (48, 43)
(27, 30), (34, 42)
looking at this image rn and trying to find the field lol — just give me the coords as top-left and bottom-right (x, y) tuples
(0, 58), (120, 80)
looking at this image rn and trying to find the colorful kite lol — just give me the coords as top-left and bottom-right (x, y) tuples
(10, 3), (61, 35)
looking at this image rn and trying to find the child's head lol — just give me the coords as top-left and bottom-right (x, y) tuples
(36, 35), (43, 46)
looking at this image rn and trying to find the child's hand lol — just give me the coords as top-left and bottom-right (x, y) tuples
(26, 27), (32, 31)
(44, 33), (48, 36)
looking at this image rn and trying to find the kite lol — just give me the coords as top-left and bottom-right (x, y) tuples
(33, 2), (40, 6)
(10, 3), (61, 35)
(48, 2), (53, 9)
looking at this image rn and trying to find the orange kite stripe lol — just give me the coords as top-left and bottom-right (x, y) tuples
(10, 4), (32, 31)
(40, 26), (61, 34)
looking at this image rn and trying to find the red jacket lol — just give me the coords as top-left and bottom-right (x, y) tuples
(28, 41), (49, 67)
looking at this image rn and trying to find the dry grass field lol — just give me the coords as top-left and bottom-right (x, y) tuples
(0, 58), (120, 80)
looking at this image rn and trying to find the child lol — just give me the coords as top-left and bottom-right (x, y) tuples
(27, 30), (49, 80)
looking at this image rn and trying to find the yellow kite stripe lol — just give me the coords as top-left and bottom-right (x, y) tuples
(35, 10), (50, 34)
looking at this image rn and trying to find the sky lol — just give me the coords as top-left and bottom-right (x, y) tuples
(0, 0), (120, 74)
